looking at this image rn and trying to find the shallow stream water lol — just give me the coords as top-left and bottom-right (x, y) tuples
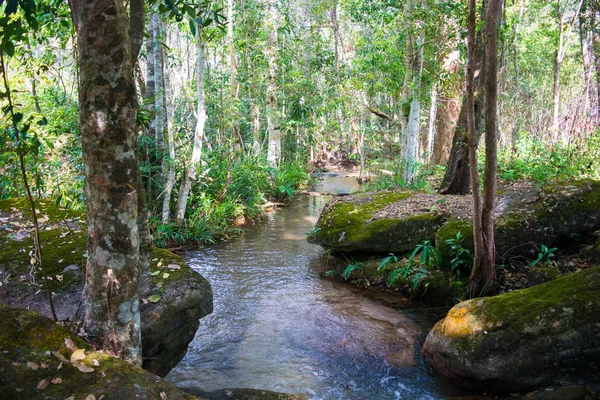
(167, 174), (463, 399)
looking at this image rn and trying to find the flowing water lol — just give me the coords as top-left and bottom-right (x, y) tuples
(167, 174), (462, 399)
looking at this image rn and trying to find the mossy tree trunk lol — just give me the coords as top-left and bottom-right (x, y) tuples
(70, 0), (145, 364)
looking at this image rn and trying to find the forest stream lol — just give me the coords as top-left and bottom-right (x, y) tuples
(166, 174), (465, 400)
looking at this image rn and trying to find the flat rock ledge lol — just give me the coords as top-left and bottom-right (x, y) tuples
(308, 179), (600, 263)
(421, 267), (600, 393)
(0, 198), (213, 377)
(0, 306), (202, 400)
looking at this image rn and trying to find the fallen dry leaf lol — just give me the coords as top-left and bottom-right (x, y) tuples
(40, 362), (48, 369)
(74, 363), (94, 373)
(85, 395), (96, 400)
(93, 359), (100, 367)
(160, 392), (168, 400)
(166, 264), (180, 270)
(64, 338), (78, 352)
(57, 362), (63, 370)
(70, 348), (86, 363)
(26, 361), (39, 370)
(50, 377), (62, 384)
(37, 379), (49, 390)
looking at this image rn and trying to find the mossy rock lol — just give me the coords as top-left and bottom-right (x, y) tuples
(307, 191), (447, 253)
(422, 266), (600, 393)
(526, 266), (562, 287)
(435, 218), (474, 270)
(309, 181), (600, 268)
(0, 198), (213, 377)
(0, 306), (201, 400)
(494, 179), (600, 259)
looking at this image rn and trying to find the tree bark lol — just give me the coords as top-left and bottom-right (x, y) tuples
(175, 25), (207, 223)
(70, 0), (143, 364)
(432, 50), (462, 166)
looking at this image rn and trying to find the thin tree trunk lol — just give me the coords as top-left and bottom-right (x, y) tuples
(470, 0), (502, 297)
(144, 15), (157, 198)
(465, 0), (485, 298)
(402, 0), (424, 183)
(228, 0), (242, 151)
(154, 15), (166, 197)
(425, 85), (437, 162)
(161, 42), (176, 223)
(175, 25), (207, 223)
(70, 0), (143, 363)
(266, 0), (281, 168)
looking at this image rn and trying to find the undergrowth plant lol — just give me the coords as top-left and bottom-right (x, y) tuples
(445, 232), (473, 277)
(384, 240), (440, 290)
(528, 244), (558, 267)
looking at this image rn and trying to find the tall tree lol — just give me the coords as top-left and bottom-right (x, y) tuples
(70, 0), (146, 363)
(468, 0), (501, 296)
(266, 0), (281, 168)
(439, 7), (487, 195)
(175, 23), (207, 222)
(551, 0), (585, 141)
(402, 0), (426, 183)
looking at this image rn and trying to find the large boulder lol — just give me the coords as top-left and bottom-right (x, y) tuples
(307, 191), (448, 253)
(308, 180), (600, 263)
(421, 267), (600, 393)
(0, 198), (213, 377)
(0, 306), (202, 399)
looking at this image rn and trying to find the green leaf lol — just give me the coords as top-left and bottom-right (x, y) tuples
(151, 270), (160, 276)
(189, 19), (196, 36)
(12, 112), (23, 125)
(147, 294), (161, 303)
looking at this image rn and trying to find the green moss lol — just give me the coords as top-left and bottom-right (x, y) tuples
(0, 306), (197, 399)
(476, 266), (599, 334)
(0, 198), (191, 297)
(310, 191), (448, 252)
(0, 198), (87, 291)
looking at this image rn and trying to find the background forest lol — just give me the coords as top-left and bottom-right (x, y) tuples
(1, 0), (600, 248)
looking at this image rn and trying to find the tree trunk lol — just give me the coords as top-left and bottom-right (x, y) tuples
(175, 25), (207, 223)
(144, 14), (157, 199)
(228, 0), (242, 151)
(469, 0), (501, 297)
(266, 0), (281, 168)
(154, 15), (166, 196)
(432, 50), (462, 166)
(424, 85), (437, 162)
(161, 41), (176, 223)
(402, 0), (425, 183)
(70, 0), (143, 364)
(439, 18), (486, 195)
